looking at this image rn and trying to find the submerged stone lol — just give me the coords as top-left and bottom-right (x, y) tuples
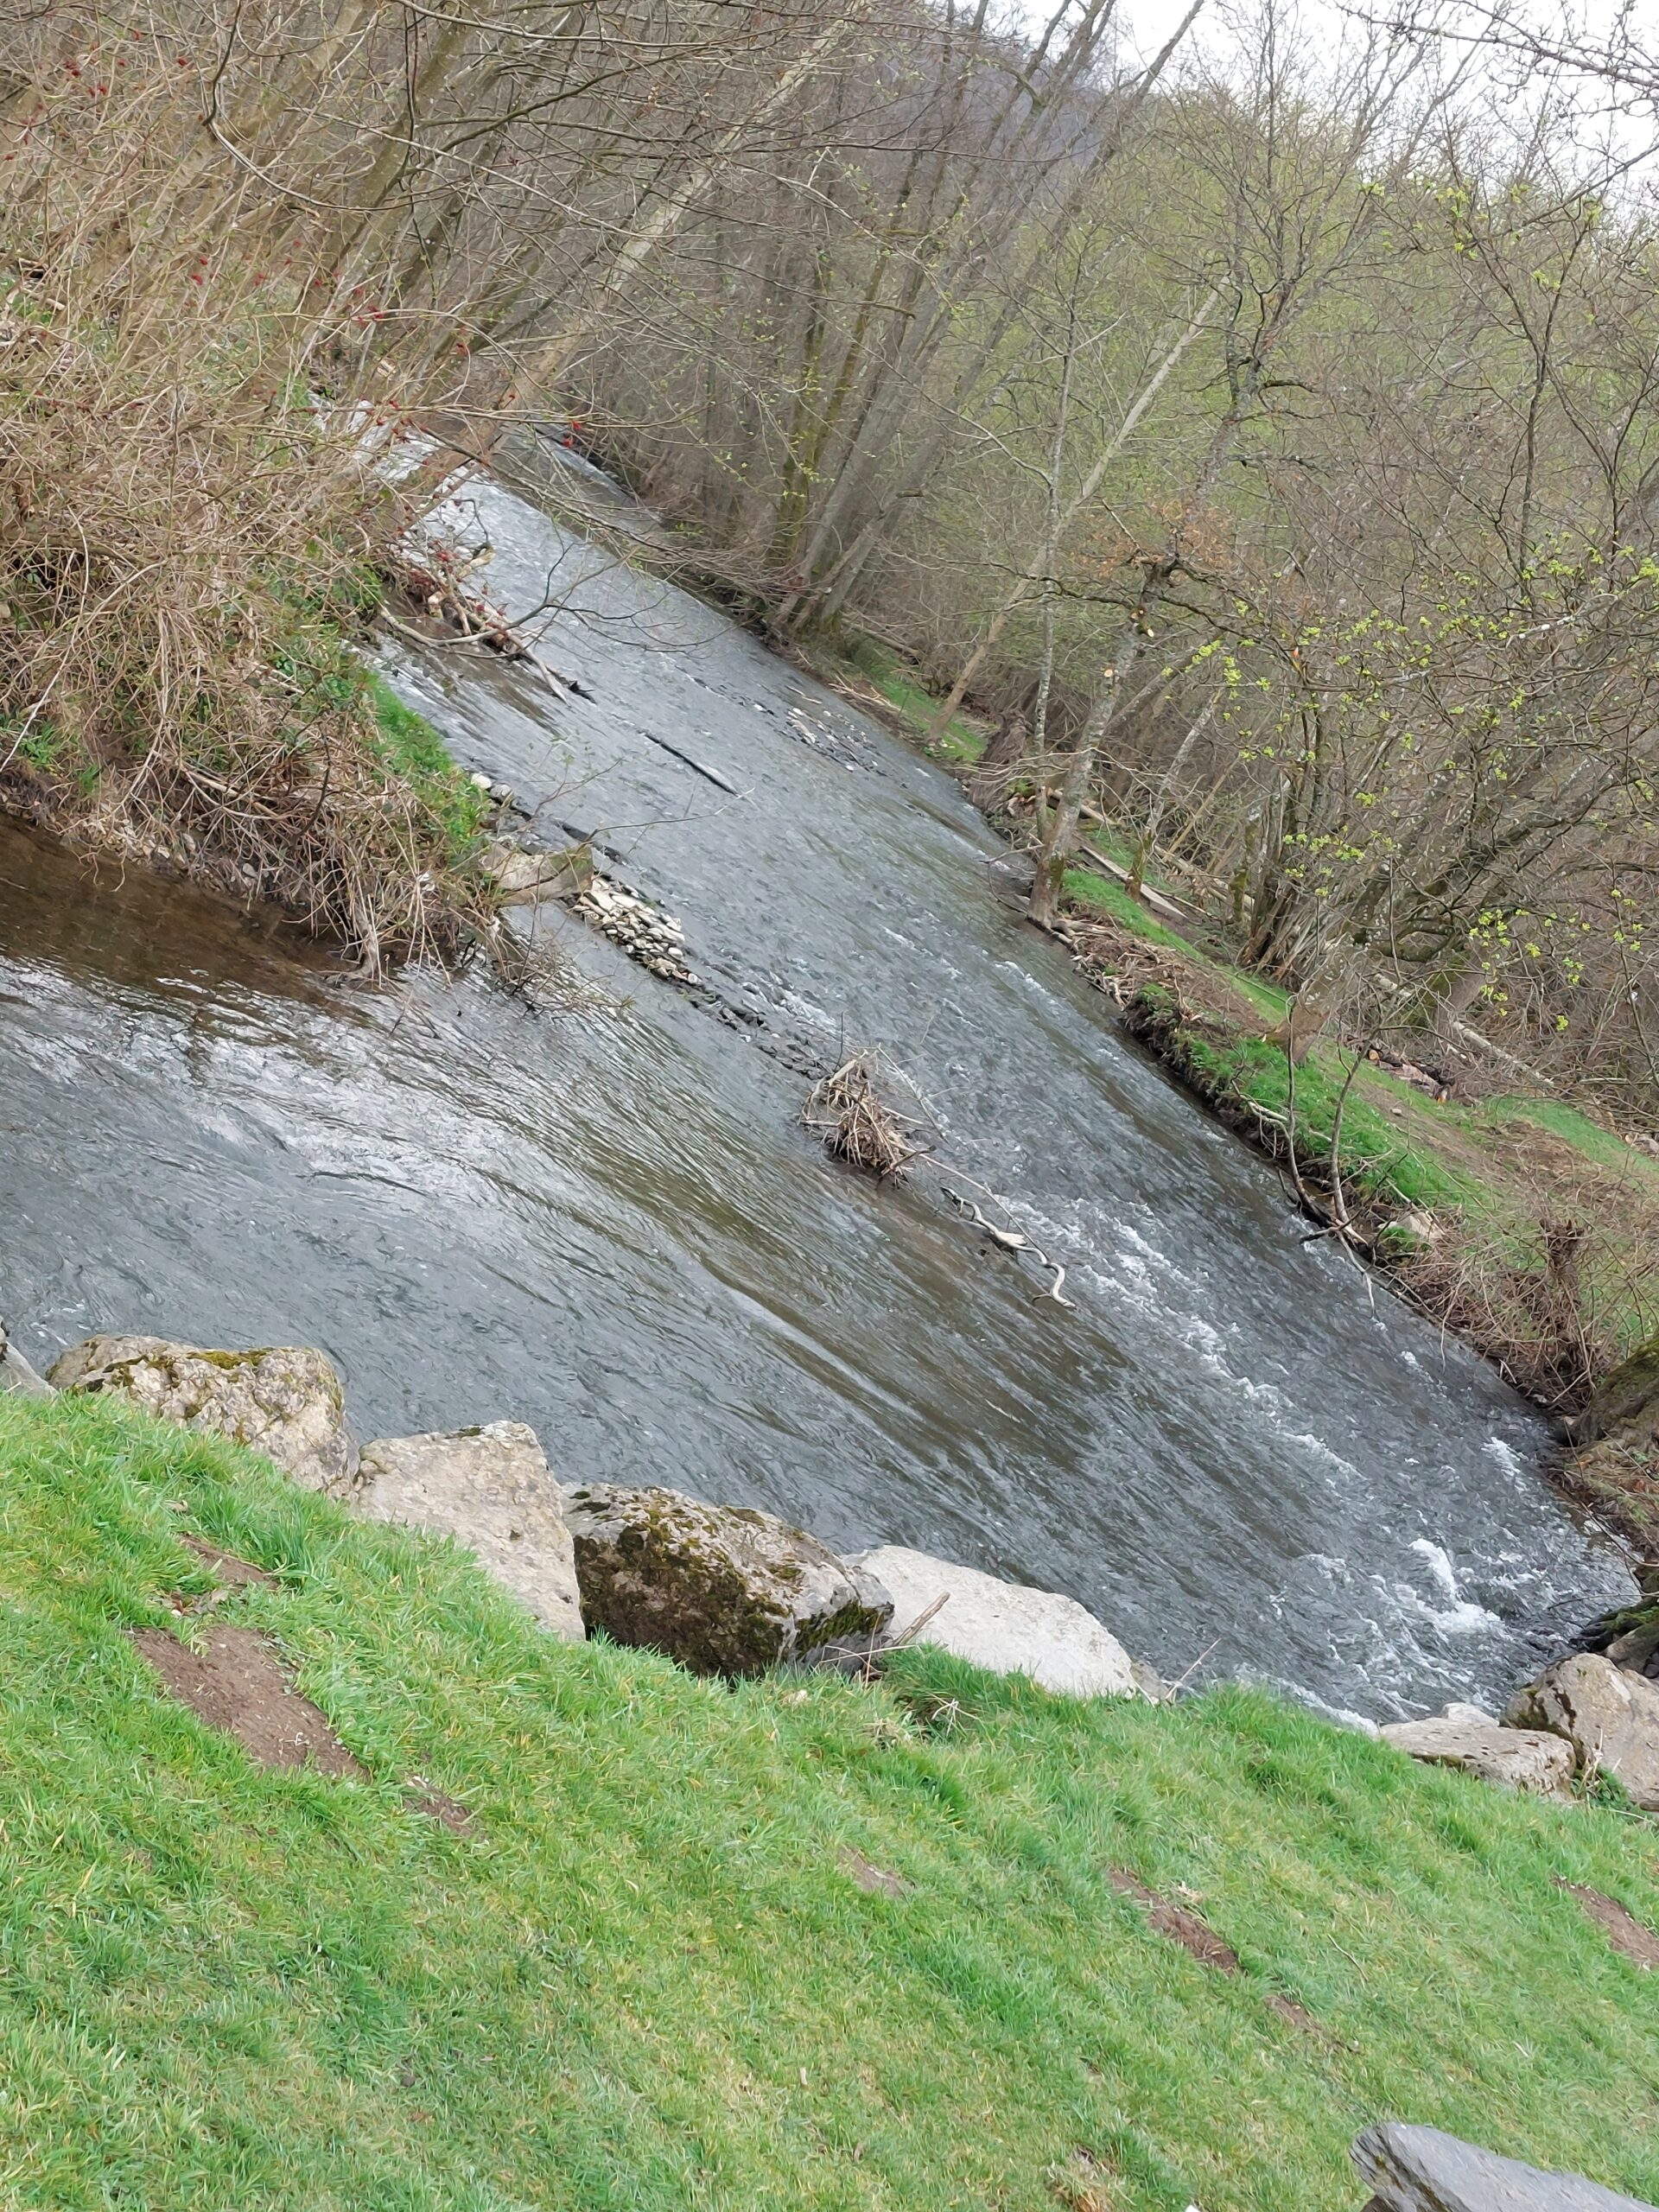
(563, 1483), (892, 1676)
(49, 1334), (352, 1490)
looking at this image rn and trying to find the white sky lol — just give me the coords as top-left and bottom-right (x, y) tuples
(1110, 0), (1659, 73)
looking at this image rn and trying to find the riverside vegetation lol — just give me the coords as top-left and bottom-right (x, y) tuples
(3, 1384), (1659, 2212)
(3, 0), (1656, 1398)
(830, 643), (1659, 1552)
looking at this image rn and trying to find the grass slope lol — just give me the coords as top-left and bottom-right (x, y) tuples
(2, 1392), (1657, 2211)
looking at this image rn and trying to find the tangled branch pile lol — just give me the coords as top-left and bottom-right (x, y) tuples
(804, 1054), (929, 1179)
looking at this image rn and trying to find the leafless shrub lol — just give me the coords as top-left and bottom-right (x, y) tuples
(0, 9), (514, 970)
(1399, 1214), (1658, 1411)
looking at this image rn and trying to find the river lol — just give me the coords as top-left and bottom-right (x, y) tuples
(0, 454), (1634, 1719)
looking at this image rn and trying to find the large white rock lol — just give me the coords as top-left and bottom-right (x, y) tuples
(1377, 1714), (1574, 1796)
(1504, 1652), (1659, 1810)
(49, 1334), (352, 1489)
(1353, 2120), (1656, 2210)
(352, 1423), (583, 1641)
(846, 1545), (1136, 1698)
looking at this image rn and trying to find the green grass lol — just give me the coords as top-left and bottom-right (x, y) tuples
(1062, 865), (1192, 951)
(844, 639), (986, 763)
(363, 670), (487, 863)
(1171, 1025), (1482, 1214)
(1480, 1096), (1658, 1177)
(2, 1390), (1658, 2212)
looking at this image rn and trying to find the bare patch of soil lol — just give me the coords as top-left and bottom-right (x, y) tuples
(181, 1535), (277, 1590)
(1046, 2146), (1117, 2210)
(1108, 1868), (1239, 1972)
(130, 1624), (364, 1777)
(1556, 1878), (1659, 1968)
(404, 1778), (474, 1834)
(840, 1846), (909, 1898)
(1264, 1991), (1321, 2033)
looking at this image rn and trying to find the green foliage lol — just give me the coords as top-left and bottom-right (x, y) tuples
(1173, 1027), (1481, 1213)
(362, 671), (487, 863)
(1, 1391), (1657, 2211)
(845, 639), (985, 762)
(1062, 866), (1189, 949)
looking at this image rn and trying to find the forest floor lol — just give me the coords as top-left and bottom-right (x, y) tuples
(820, 637), (1659, 1554)
(2, 1387), (1657, 2212)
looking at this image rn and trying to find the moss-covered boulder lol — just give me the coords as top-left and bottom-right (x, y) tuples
(48, 1334), (353, 1490)
(1581, 1334), (1659, 1443)
(562, 1484), (892, 1677)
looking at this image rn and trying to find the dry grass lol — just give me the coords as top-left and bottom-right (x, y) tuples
(0, 11), (498, 970)
(804, 1052), (931, 1178)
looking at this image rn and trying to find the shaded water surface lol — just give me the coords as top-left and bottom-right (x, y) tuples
(0, 466), (1633, 1716)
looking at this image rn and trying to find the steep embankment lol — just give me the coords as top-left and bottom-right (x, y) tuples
(1, 1389), (1656, 2211)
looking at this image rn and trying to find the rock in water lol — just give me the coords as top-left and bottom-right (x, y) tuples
(48, 1334), (352, 1490)
(563, 1484), (892, 1676)
(1503, 1653), (1659, 1810)
(845, 1545), (1137, 1697)
(1376, 1715), (1574, 1796)
(352, 1423), (583, 1640)
(1353, 2120), (1656, 2209)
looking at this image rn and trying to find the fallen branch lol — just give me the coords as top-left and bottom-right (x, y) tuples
(944, 1186), (1076, 1308)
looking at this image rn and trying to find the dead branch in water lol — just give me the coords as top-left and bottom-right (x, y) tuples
(944, 1185), (1076, 1308)
(804, 1052), (930, 1179)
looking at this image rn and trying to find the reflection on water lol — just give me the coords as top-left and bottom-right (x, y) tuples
(0, 473), (1634, 1719)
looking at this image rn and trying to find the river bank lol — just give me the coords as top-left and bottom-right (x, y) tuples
(812, 639), (1659, 1564)
(0, 1382), (1656, 2212)
(0, 461), (1637, 1724)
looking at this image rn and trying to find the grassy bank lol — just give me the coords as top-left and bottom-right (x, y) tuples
(837, 636), (1659, 1529)
(1, 1389), (1657, 2210)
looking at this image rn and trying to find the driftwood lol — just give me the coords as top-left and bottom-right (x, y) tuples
(944, 1187), (1075, 1308)
(379, 538), (589, 700)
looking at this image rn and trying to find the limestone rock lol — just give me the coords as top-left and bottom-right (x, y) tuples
(0, 1319), (54, 1400)
(1353, 2120), (1656, 2210)
(1376, 1715), (1574, 1796)
(1503, 1652), (1659, 1810)
(485, 842), (590, 906)
(49, 1334), (352, 1489)
(563, 1484), (891, 1676)
(352, 1423), (583, 1640)
(1605, 1616), (1659, 1680)
(845, 1545), (1137, 1698)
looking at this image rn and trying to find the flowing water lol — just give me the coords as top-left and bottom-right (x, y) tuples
(0, 455), (1635, 1718)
